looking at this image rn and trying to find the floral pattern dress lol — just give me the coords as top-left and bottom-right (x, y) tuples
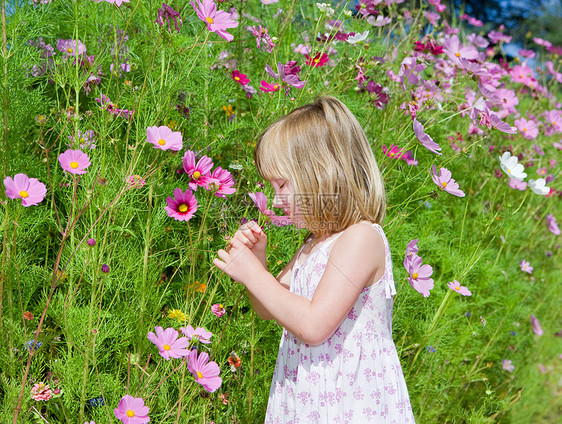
(265, 223), (415, 423)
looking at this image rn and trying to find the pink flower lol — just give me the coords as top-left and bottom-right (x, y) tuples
(508, 178), (527, 191)
(56, 39), (86, 58)
(259, 80), (280, 92)
(510, 64), (537, 88)
(250, 25), (276, 53)
(127, 175), (146, 188)
(413, 119), (442, 155)
(405, 239), (418, 257)
(58, 149), (91, 174)
(502, 359), (515, 373)
(248, 192), (292, 227)
(530, 315), (543, 336)
(92, 0), (130, 6)
(190, 0), (238, 42)
(181, 325), (212, 344)
(231, 70), (249, 85)
(199, 167), (236, 197)
(305, 52), (329, 67)
(211, 303), (226, 317)
(165, 188), (198, 221)
(430, 165), (465, 197)
(546, 214), (560, 235)
(519, 259), (533, 274)
(514, 118), (539, 140)
(146, 126), (182, 151)
(147, 326), (190, 360)
(447, 280), (472, 296)
(382, 144), (404, 159)
(404, 253), (434, 297)
(533, 37), (552, 48)
(31, 382), (53, 401)
(187, 349), (222, 392)
(182, 151), (213, 191)
(4, 173), (47, 207)
(114, 394), (150, 424)
(401, 150), (418, 166)
(443, 35), (478, 65)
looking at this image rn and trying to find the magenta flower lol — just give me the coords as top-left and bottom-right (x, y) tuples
(114, 394), (150, 424)
(147, 326), (190, 360)
(530, 315), (543, 336)
(519, 259), (533, 274)
(4, 173), (47, 207)
(190, 0), (238, 42)
(155, 2), (182, 33)
(447, 280), (472, 296)
(231, 70), (249, 85)
(546, 214), (560, 235)
(211, 303), (226, 317)
(56, 39), (86, 58)
(146, 126), (182, 151)
(502, 359), (515, 373)
(200, 167), (236, 197)
(382, 144), (405, 159)
(182, 151), (213, 191)
(58, 149), (91, 175)
(187, 349), (222, 392)
(259, 80), (280, 92)
(305, 52), (329, 67)
(413, 119), (442, 155)
(431, 165), (465, 197)
(165, 188), (198, 221)
(248, 192), (292, 227)
(404, 253), (434, 297)
(181, 325), (212, 344)
(251, 25), (276, 53)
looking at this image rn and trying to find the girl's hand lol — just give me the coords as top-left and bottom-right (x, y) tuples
(214, 238), (266, 285)
(229, 221), (267, 268)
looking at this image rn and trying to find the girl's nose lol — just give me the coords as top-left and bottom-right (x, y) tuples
(272, 193), (282, 208)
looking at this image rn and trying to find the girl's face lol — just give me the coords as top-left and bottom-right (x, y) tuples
(269, 178), (304, 228)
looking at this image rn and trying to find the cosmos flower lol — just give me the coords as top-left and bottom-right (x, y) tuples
(4, 173), (47, 207)
(519, 259), (533, 274)
(447, 280), (472, 296)
(181, 325), (212, 344)
(211, 303), (226, 317)
(92, 0), (130, 5)
(528, 178), (550, 196)
(231, 70), (249, 85)
(56, 39), (86, 57)
(502, 359), (515, 373)
(404, 253), (434, 297)
(499, 152), (527, 180)
(305, 52), (329, 67)
(58, 149), (91, 175)
(347, 30), (369, 44)
(405, 239), (418, 258)
(146, 125), (182, 151)
(182, 151), (213, 191)
(259, 80), (280, 92)
(514, 118), (539, 140)
(430, 165), (465, 197)
(165, 188), (198, 221)
(114, 394), (150, 424)
(147, 326), (190, 360)
(187, 349), (222, 392)
(190, 0), (238, 42)
(530, 315), (543, 336)
(248, 192), (292, 227)
(413, 119), (442, 155)
(199, 167), (236, 197)
(546, 214), (560, 235)
(155, 2), (182, 33)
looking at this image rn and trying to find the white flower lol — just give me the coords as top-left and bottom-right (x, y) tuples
(528, 178), (550, 195)
(499, 151), (527, 180)
(347, 30), (370, 45)
(316, 3), (334, 16)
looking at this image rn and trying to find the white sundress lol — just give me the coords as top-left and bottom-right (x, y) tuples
(265, 223), (416, 424)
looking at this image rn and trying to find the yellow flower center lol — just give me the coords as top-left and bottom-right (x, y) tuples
(412, 272), (419, 279)
(67, 48), (73, 53)
(390, 152), (395, 157)
(178, 204), (188, 213)
(163, 344), (171, 351)
(196, 371), (203, 379)
(126, 410), (135, 418)
(19, 190), (29, 198)
(158, 139), (166, 146)
(523, 128), (527, 132)
(441, 181), (448, 188)
(454, 286), (460, 291)
(273, 84), (279, 89)
(206, 17), (214, 24)
(192, 171), (201, 180)
(314, 58), (320, 63)
(234, 76), (240, 81)
(70, 161), (79, 169)
(79, 138), (85, 143)
(219, 304), (224, 308)
(455, 52), (461, 57)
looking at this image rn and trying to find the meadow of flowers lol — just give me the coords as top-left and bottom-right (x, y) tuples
(0, 0), (560, 423)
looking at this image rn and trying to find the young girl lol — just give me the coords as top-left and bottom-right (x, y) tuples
(213, 96), (415, 423)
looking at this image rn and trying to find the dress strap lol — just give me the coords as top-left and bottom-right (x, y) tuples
(369, 223), (397, 299)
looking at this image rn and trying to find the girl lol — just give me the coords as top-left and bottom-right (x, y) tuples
(213, 96), (415, 423)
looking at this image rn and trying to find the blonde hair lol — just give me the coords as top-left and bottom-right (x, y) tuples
(254, 96), (386, 238)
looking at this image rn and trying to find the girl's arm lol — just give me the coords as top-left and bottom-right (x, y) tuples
(214, 223), (385, 345)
